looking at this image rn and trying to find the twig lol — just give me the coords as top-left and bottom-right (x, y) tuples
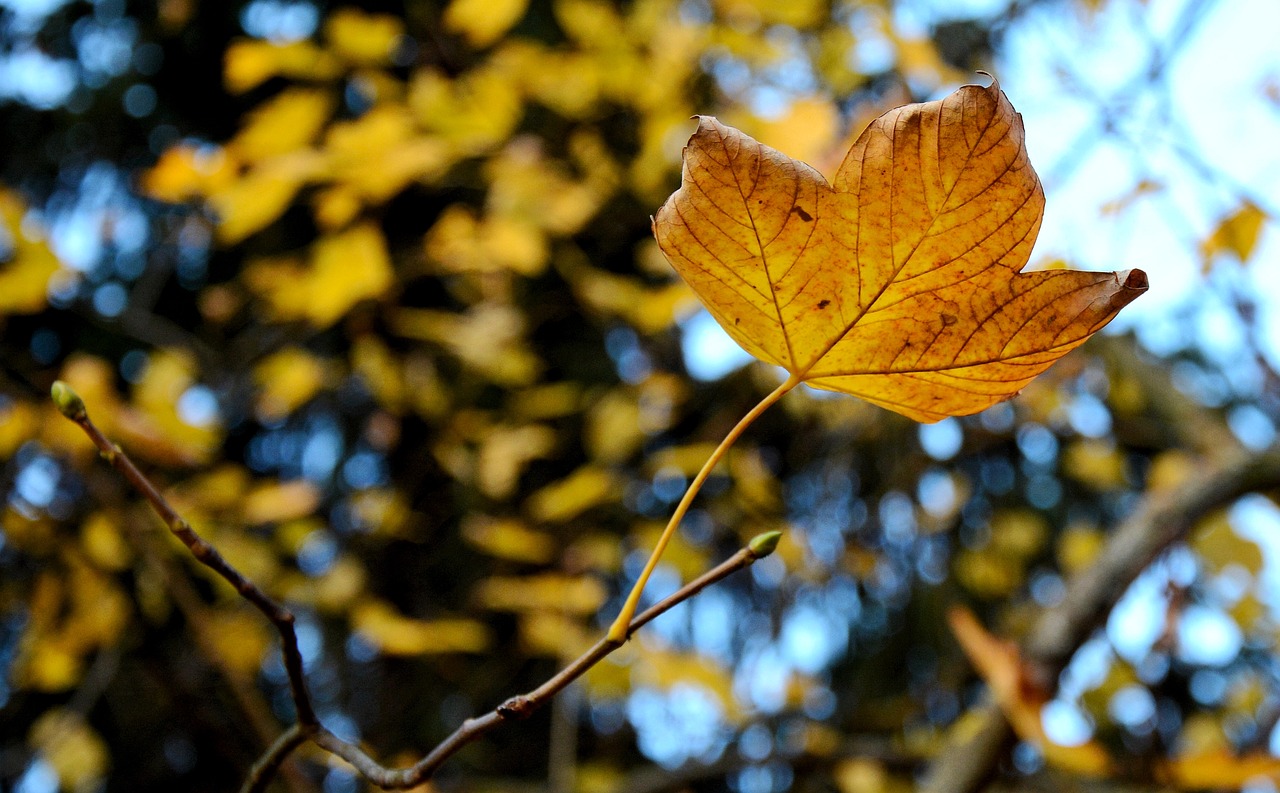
(51, 379), (782, 791)
(921, 445), (1280, 793)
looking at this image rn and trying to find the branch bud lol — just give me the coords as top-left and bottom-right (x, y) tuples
(747, 530), (782, 559)
(50, 380), (86, 420)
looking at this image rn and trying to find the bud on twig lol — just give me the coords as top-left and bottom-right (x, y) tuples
(747, 530), (782, 559)
(50, 380), (86, 421)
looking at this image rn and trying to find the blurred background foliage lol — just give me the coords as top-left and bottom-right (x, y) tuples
(1, 0), (1278, 791)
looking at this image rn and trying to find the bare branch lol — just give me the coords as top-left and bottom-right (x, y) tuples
(52, 380), (780, 791)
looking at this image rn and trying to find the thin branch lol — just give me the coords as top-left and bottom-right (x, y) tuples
(921, 445), (1280, 793)
(307, 538), (778, 789)
(241, 724), (310, 793)
(50, 383), (319, 729)
(51, 380), (782, 791)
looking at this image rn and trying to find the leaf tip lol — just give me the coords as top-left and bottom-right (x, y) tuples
(1121, 268), (1148, 292)
(747, 530), (782, 559)
(50, 380), (86, 421)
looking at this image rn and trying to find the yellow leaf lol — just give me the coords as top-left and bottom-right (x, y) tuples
(525, 464), (618, 522)
(352, 335), (406, 413)
(353, 600), (489, 655)
(0, 189), (61, 314)
(585, 389), (645, 463)
(253, 347), (331, 420)
(29, 709), (110, 790)
(229, 88), (334, 162)
(323, 105), (451, 203)
(242, 480), (321, 525)
(324, 8), (404, 65)
(392, 303), (542, 385)
(205, 608), (272, 677)
(1057, 522), (1105, 575)
(1161, 750), (1280, 789)
(81, 512), (133, 571)
(0, 398), (39, 459)
(1202, 201), (1267, 266)
(208, 160), (320, 244)
(462, 516), (557, 564)
(473, 573), (606, 613)
(1193, 510), (1264, 574)
(408, 64), (524, 154)
(424, 204), (548, 276)
(1062, 438), (1128, 490)
(443, 0), (530, 48)
(141, 145), (236, 203)
(475, 424), (558, 499)
(224, 39), (342, 94)
(302, 224), (394, 327)
(653, 80), (1146, 422)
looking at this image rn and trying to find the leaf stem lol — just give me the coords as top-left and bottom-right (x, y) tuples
(606, 372), (800, 643)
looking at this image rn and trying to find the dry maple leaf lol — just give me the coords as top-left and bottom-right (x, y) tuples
(653, 77), (1147, 422)
(609, 78), (1147, 642)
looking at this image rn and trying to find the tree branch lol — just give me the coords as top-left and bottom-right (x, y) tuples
(51, 380), (781, 791)
(921, 445), (1280, 793)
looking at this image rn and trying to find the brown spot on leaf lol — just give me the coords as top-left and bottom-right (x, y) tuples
(941, 313), (957, 326)
(817, 299), (830, 309)
(792, 206), (813, 222)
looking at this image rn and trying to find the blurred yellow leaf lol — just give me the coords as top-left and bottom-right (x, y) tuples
(29, 709), (110, 791)
(462, 516), (557, 564)
(1201, 201), (1267, 267)
(253, 347), (331, 420)
(476, 424), (557, 499)
(473, 573), (606, 613)
(224, 39), (342, 94)
(351, 335), (406, 413)
(1057, 522), (1105, 575)
(324, 106), (451, 203)
(443, 0), (530, 48)
(633, 521), (708, 582)
(1194, 510), (1264, 574)
(408, 64), (524, 154)
(0, 398), (38, 459)
(80, 512), (133, 571)
(393, 303), (542, 386)
(206, 608), (272, 677)
(0, 189), (61, 314)
(242, 480), (322, 525)
(585, 389), (645, 463)
(208, 160), (320, 244)
(519, 611), (594, 657)
(247, 223), (394, 327)
(990, 509), (1049, 558)
(353, 600), (489, 655)
(424, 204), (548, 276)
(525, 464), (618, 522)
(141, 145), (236, 203)
(131, 349), (221, 465)
(324, 8), (404, 65)
(229, 88), (335, 161)
(1062, 439), (1127, 491)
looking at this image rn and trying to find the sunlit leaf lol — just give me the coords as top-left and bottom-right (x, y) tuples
(353, 600), (489, 656)
(524, 464), (619, 523)
(1201, 201), (1267, 266)
(29, 709), (110, 791)
(653, 80), (1146, 422)
(324, 8), (405, 65)
(443, 0), (530, 48)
